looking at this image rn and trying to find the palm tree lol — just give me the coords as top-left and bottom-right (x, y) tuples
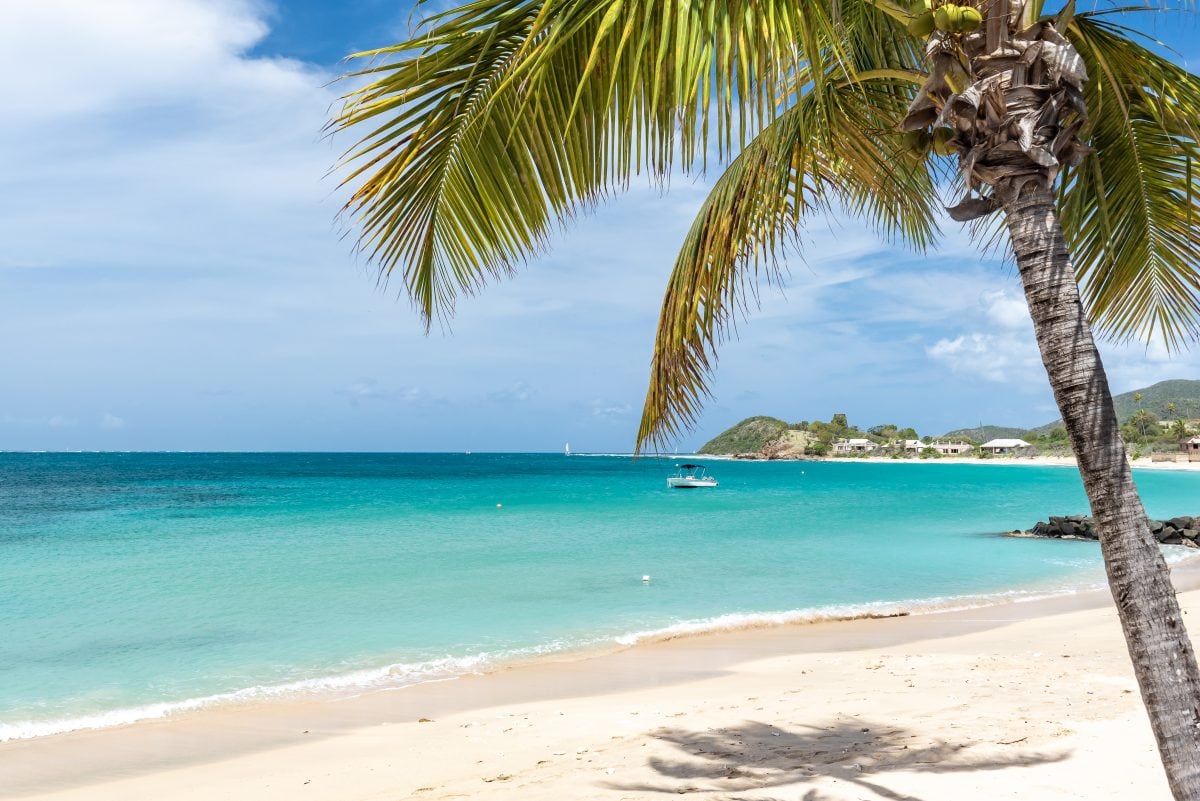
(329, 1), (1200, 795)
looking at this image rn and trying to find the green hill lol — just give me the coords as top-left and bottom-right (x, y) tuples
(709, 378), (1200, 454)
(940, 424), (1029, 442)
(699, 416), (789, 454)
(1031, 378), (1200, 433)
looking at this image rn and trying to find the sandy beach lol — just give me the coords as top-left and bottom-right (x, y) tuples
(730, 454), (1200, 472)
(5, 565), (1199, 801)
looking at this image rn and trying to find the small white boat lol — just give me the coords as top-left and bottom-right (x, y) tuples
(667, 463), (718, 489)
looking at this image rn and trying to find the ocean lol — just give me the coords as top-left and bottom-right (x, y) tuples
(2, 452), (1197, 741)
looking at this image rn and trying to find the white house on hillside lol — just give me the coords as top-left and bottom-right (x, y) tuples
(833, 438), (878, 455)
(981, 438), (1033, 455)
(930, 440), (973, 456)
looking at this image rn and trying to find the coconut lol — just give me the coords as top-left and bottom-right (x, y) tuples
(907, 10), (935, 37)
(901, 130), (931, 155)
(958, 6), (983, 32)
(931, 127), (958, 156)
(934, 4), (962, 32)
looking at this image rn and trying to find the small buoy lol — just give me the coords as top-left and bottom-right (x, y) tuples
(642, 575), (650, 583)
(496, 503), (502, 508)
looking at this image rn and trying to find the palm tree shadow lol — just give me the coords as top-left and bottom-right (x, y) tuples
(603, 717), (1068, 800)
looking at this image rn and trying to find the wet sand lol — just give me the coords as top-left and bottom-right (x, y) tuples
(5, 564), (1199, 800)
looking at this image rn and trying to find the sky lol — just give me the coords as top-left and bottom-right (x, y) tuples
(2, 1), (1199, 453)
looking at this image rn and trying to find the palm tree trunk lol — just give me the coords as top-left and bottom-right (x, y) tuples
(1000, 179), (1200, 799)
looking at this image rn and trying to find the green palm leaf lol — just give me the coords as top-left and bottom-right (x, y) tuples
(1060, 15), (1200, 349)
(637, 75), (940, 450)
(331, 0), (881, 329)
(331, 1), (594, 327)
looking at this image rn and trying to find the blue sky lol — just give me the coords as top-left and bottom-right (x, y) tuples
(2, 1), (1199, 452)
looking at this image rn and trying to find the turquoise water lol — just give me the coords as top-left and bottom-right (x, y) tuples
(2, 452), (1198, 740)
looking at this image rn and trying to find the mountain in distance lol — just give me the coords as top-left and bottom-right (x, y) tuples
(1027, 379), (1200, 435)
(940, 424), (1030, 442)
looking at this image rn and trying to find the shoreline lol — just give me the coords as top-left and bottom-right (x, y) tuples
(698, 452), (1200, 472)
(6, 562), (1200, 800)
(5, 556), (1188, 747)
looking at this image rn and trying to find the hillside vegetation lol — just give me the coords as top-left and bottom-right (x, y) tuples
(941, 425), (1029, 441)
(698, 378), (1200, 457)
(1030, 379), (1200, 434)
(698, 416), (790, 454)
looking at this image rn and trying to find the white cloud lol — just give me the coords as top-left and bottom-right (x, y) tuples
(488, 381), (536, 403)
(1, 414), (79, 428)
(926, 332), (1038, 381)
(1100, 339), (1200, 394)
(0, 0), (340, 273)
(339, 380), (427, 405)
(925, 290), (1042, 384)
(590, 399), (633, 420)
(100, 413), (127, 430)
(1, 1), (303, 123)
(981, 289), (1032, 329)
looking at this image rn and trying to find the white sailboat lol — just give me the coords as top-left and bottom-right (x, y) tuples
(564, 442), (571, 456)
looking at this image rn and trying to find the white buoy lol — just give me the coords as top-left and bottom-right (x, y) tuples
(642, 575), (651, 583)
(496, 503), (502, 508)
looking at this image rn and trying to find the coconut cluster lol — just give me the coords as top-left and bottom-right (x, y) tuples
(907, 0), (983, 38)
(898, 1), (1091, 218)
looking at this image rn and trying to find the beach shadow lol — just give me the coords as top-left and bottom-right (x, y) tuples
(603, 717), (1068, 800)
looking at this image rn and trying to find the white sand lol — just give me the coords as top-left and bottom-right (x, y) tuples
(5, 577), (1198, 801)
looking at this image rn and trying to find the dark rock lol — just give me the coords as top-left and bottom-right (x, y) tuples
(1028, 514), (1200, 545)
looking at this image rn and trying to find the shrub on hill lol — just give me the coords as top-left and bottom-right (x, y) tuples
(698, 416), (789, 454)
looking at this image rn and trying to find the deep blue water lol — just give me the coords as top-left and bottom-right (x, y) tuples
(2, 452), (1197, 740)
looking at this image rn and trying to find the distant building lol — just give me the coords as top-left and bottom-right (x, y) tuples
(930, 440), (973, 456)
(833, 438), (878, 455)
(899, 439), (926, 454)
(981, 438), (1033, 455)
(1181, 436), (1200, 461)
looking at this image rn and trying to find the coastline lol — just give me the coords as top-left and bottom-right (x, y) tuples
(700, 452), (1200, 472)
(6, 563), (1200, 800)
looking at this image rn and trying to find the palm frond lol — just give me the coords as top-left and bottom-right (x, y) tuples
(331, 1), (591, 327)
(331, 0), (882, 329)
(637, 76), (940, 451)
(1060, 15), (1200, 349)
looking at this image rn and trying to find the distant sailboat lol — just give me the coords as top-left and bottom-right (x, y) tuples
(564, 442), (571, 456)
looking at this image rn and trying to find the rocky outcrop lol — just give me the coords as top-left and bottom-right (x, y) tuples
(1022, 515), (1200, 547)
(728, 429), (816, 460)
(761, 430), (815, 459)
